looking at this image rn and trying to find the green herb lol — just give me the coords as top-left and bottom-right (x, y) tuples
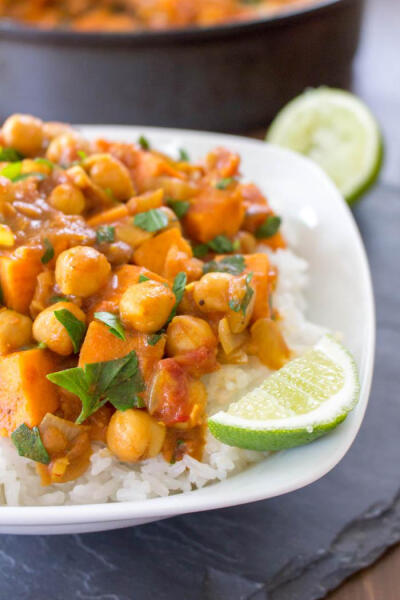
(215, 177), (235, 190)
(167, 271), (187, 323)
(178, 148), (190, 161)
(0, 162), (22, 181)
(77, 150), (87, 160)
(255, 215), (282, 239)
(47, 351), (145, 423)
(11, 424), (50, 465)
(49, 295), (70, 304)
(0, 147), (23, 162)
(54, 308), (86, 353)
(104, 187), (116, 201)
(37, 342), (47, 349)
(134, 208), (169, 232)
(167, 199), (190, 219)
(203, 254), (245, 275)
(148, 333), (163, 346)
(13, 172), (47, 183)
(35, 157), (55, 170)
(96, 225), (115, 244)
(229, 272), (254, 315)
(193, 243), (209, 259)
(94, 311), (126, 340)
(233, 239), (240, 251)
(208, 235), (234, 254)
(138, 135), (150, 151)
(138, 274), (150, 283)
(41, 238), (54, 264)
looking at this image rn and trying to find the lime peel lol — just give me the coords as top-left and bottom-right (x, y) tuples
(208, 335), (360, 451)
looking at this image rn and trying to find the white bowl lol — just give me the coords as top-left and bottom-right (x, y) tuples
(0, 127), (375, 535)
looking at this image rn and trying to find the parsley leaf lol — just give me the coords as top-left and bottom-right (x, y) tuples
(193, 243), (209, 258)
(13, 172), (47, 182)
(35, 157), (55, 170)
(208, 235), (234, 254)
(41, 238), (54, 264)
(167, 271), (187, 323)
(94, 311), (126, 340)
(178, 148), (190, 161)
(229, 273), (254, 315)
(50, 295), (70, 304)
(138, 274), (150, 283)
(215, 177), (235, 190)
(255, 215), (281, 239)
(0, 147), (23, 162)
(148, 333), (163, 346)
(96, 225), (115, 244)
(47, 351), (145, 424)
(138, 135), (150, 150)
(203, 254), (245, 275)
(77, 150), (87, 160)
(167, 199), (190, 219)
(0, 162), (22, 181)
(134, 208), (169, 232)
(11, 424), (50, 465)
(54, 308), (86, 353)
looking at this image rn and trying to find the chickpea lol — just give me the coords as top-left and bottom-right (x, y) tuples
(166, 315), (216, 357)
(235, 231), (257, 254)
(46, 133), (89, 166)
(32, 301), (86, 356)
(49, 184), (86, 215)
(0, 309), (32, 354)
(55, 246), (111, 297)
(226, 274), (256, 334)
(20, 159), (52, 177)
(107, 409), (166, 462)
(193, 272), (232, 313)
(120, 281), (176, 333)
(86, 154), (134, 201)
(2, 114), (44, 157)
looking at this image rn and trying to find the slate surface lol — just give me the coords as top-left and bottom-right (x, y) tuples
(0, 183), (398, 600)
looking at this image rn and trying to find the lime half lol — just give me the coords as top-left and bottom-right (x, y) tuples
(266, 88), (383, 204)
(208, 335), (360, 451)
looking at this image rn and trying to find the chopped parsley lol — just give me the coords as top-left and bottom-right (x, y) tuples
(167, 199), (190, 219)
(11, 424), (50, 465)
(0, 147), (23, 162)
(96, 225), (115, 244)
(94, 311), (126, 340)
(229, 273), (254, 315)
(47, 351), (145, 424)
(134, 208), (169, 232)
(255, 215), (282, 239)
(0, 162), (22, 181)
(193, 243), (209, 259)
(167, 271), (187, 323)
(147, 333), (163, 346)
(208, 235), (235, 254)
(54, 308), (86, 353)
(77, 150), (87, 160)
(13, 172), (47, 183)
(203, 254), (246, 275)
(178, 148), (190, 161)
(215, 177), (235, 190)
(138, 135), (150, 151)
(41, 238), (54, 264)
(49, 295), (70, 304)
(138, 274), (150, 283)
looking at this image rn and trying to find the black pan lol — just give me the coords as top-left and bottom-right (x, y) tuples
(0, 0), (364, 132)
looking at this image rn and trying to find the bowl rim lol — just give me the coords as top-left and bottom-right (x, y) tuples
(0, 126), (375, 527)
(0, 0), (356, 46)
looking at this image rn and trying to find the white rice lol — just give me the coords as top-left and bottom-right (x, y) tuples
(0, 217), (326, 506)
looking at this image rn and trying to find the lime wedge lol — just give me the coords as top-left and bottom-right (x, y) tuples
(266, 87), (383, 204)
(208, 335), (360, 451)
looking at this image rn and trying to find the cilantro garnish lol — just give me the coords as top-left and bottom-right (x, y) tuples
(134, 208), (169, 232)
(77, 150), (87, 160)
(54, 308), (86, 353)
(178, 148), (190, 161)
(0, 147), (23, 162)
(94, 311), (126, 340)
(167, 199), (190, 219)
(203, 254), (245, 275)
(11, 424), (50, 465)
(0, 162), (22, 181)
(47, 351), (145, 424)
(13, 172), (47, 183)
(229, 273), (254, 315)
(215, 177), (235, 190)
(138, 274), (150, 283)
(96, 225), (115, 244)
(193, 244), (209, 258)
(50, 295), (70, 304)
(138, 135), (150, 151)
(41, 238), (54, 264)
(167, 271), (187, 323)
(208, 235), (235, 253)
(255, 215), (282, 239)
(147, 333), (163, 346)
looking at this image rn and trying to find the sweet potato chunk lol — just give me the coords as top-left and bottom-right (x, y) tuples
(0, 349), (59, 435)
(184, 187), (244, 243)
(0, 246), (43, 314)
(133, 228), (192, 275)
(79, 321), (165, 380)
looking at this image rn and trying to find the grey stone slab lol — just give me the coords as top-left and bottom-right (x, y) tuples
(0, 184), (398, 600)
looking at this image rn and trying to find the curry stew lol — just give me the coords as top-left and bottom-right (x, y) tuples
(0, 114), (289, 485)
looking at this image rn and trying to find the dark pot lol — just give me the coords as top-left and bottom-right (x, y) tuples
(0, 0), (364, 132)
